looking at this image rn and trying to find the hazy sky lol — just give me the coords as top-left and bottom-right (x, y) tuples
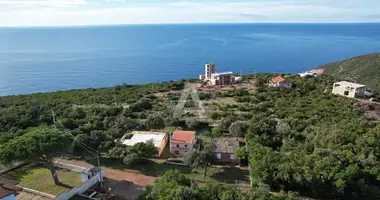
(0, 0), (379, 26)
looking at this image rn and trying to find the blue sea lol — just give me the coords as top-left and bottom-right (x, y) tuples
(0, 23), (379, 96)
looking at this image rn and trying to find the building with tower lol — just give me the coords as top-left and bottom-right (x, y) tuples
(199, 63), (239, 86)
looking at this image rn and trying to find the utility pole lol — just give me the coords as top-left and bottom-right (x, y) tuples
(113, 87), (117, 106)
(97, 150), (103, 188)
(52, 111), (56, 127)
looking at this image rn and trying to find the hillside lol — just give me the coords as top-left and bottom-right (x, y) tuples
(318, 52), (380, 92)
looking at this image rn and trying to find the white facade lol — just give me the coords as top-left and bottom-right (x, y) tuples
(270, 81), (292, 88)
(170, 143), (194, 157)
(332, 81), (365, 98)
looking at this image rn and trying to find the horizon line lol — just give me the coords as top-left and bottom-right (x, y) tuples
(1, 22), (380, 29)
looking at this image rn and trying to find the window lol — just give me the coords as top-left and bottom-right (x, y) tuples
(185, 145), (187, 147)
(344, 91), (349, 96)
(230, 154), (235, 160)
(175, 150), (179, 155)
(216, 153), (221, 160)
(176, 144), (179, 148)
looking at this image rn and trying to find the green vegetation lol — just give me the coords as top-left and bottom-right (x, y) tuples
(0, 127), (72, 185)
(245, 75), (380, 199)
(318, 52), (380, 92)
(5, 164), (82, 195)
(138, 170), (300, 200)
(1, 64), (380, 199)
(123, 141), (158, 165)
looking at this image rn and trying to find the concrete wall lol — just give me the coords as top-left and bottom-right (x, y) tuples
(279, 82), (293, 88)
(158, 136), (168, 158)
(53, 161), (86, 173)
(170, 143), (193, 157)
(332, 84), (363, 98)
(0, 193), (15, 200)
(0, 161), (28, 174)
(54, 170), (104, 200)
(21, 187), (56, 199)
(213, 152), (237, 164)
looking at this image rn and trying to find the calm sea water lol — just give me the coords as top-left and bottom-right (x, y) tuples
(0, 23), (379, 96)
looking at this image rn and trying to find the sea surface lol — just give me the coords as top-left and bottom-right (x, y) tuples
(0, 23), (379, 96)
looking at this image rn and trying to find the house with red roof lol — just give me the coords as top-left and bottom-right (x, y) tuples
(170, 130), (196, 157)
(269, 76), (293, 88)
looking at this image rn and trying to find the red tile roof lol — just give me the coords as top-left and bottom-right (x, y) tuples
(171, 130), (195, 144)
(0, 188), (15, 198)
(272, 76), (286, 83)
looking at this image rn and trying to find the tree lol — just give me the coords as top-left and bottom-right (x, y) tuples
(124, 140), (158, 165)
(229, 121), (247, 140)
(234, 147), (246, 160)
(145, 114), (165, 130)
(184, 147), (213, 181)
(0, 127), (71, 185)
(186, 119), (200, 130)
(128, 140), (158, 158)
(234, 147), (246, 166)
(212, 127), (222, 138)
(108, 143), (127, 159)
(138, 170), (192, 200)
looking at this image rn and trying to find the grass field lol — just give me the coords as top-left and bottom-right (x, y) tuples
(5, 164), (82, 195)
(86, 156), (249, 185)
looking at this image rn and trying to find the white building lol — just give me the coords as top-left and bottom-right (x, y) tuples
(332, 81), (365, 98)
(122, 131), (168, 157)
(199, 63), (236, 86)
(269, 76), (293, 88)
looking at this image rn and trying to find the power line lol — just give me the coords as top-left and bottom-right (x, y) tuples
(52, 110), (103, 187)
(51, 111), (98, 155)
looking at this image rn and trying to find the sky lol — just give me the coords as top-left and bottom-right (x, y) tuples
(0, 0), (379, 27)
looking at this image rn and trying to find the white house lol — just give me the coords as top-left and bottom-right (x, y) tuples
(332, 81), (366, 98)
(121, 131), (168, 157)
(170, 130), (196, 157)
(269, 76), (292, 88)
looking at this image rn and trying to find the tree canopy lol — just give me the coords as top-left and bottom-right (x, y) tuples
(138, 170), (301, 200)
(0, 126), (72, 184)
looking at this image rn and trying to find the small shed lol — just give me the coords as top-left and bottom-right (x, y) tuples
(211, 137), (240, 164)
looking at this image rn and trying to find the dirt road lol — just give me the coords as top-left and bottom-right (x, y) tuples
(59, 159), (156, 200)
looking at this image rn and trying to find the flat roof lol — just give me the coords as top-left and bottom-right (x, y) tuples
(215, 72), (233, 76)
(212, 137), (240, 153)
(122, 131), (166, 148)
(334, 81), (365, 88)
